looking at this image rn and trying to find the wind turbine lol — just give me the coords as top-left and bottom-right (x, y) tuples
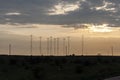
(9, 44), (11, 55)
(30, 35), (33, 56)
(63, 38), (66, 55)
(111, 46), (114, 56)
(53, 38), (56, 55)
(50, 36), (53, 55)
(57, 38), (59, 56)
(47, 37), (50, 55)
(39, 36), (42, 55)
(67, 36), (70, 55)
(81, 35), (84, 56)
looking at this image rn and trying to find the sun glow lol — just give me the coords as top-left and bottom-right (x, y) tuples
(89, 24), (113, 32)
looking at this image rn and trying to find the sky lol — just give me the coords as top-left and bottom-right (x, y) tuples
(0, 0), (120, 56)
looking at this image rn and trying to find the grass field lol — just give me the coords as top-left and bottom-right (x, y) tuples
(0, 55), (120, 80)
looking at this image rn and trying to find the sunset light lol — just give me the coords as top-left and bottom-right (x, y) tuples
(0, 0), (120, 80)
(89, 24), (113, 32)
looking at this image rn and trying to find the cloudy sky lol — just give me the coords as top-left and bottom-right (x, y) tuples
(0, 0), (119, 25)
(0, 0), (120, 55)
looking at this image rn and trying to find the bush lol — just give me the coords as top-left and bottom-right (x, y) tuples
(32, 66), (46, 80)
(75, 65), (84, 74)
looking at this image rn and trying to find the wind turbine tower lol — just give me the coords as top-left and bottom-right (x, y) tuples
(111, 46), (114, 56)
(67, 36), (70, 55)
(9, 44), (11, 55)
(30, 35), (33, 56)
(39, 36), (42, 55)
(57, 38), (59, 56)
(81, 35), (84, 56)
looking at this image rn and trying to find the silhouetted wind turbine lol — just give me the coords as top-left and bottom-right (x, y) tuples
(47, 37), (50, 55)
(50, 36), (53, 55)
(111, 46), (114, 56)
(53, 38), (56, 55)
(63, 38), (66, 55)
(39, 36), (42, 55)
(57, 38), (59, 56)
(65, 45), (67, 56)
(81, 35), (84, 56)
(30, 35), (33, 56)
(67, 36), (70, 55)
(9, 44), (11, 55)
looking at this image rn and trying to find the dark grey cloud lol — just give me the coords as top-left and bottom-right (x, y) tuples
(17, 26), (38, 28)
(0, 0), (119, 27)
(62, 24), (88, 29)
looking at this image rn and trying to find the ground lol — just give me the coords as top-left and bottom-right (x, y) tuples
(0, 55), (120, 80)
